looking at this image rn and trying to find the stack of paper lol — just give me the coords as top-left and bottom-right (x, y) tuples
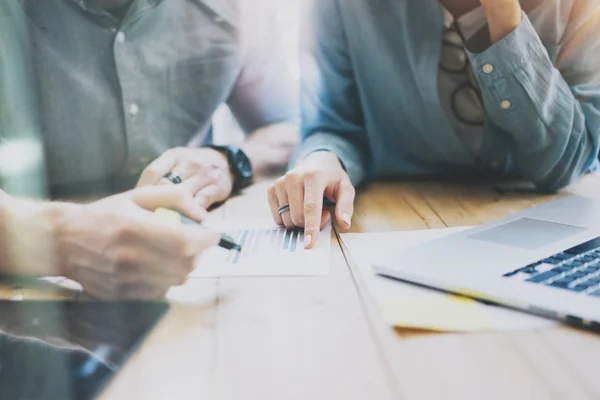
(340, 228), (557, 333)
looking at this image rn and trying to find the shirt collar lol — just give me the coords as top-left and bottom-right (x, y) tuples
(69, 0), (164, 15)
(439, 4), (486, 41)
(195, 0), (237, 30)
(69, 0), (236, 29)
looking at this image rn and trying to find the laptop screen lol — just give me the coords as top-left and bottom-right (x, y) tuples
(0, 300), (169, 400)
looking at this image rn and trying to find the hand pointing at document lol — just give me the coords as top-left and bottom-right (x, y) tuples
(268, 151), (355, 249)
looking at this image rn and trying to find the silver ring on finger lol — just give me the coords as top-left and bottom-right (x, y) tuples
(278, 204), (290, 215)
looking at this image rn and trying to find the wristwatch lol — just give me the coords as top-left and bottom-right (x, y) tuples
(206, 145), (253, 193)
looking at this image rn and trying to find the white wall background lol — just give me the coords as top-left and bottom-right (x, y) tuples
(212, 1), (301, 144)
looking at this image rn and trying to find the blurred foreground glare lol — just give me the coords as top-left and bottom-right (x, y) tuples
(0, 138), (46, 198)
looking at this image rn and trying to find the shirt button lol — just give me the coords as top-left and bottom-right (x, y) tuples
(490, 161), (501, 169)
(500, 100), (511, 110)
(129, 103), (139, 116)
(482, 64), (494, 74)
(116, 31), (126, 43)
(139, 156), (150, 164)
(213, 16), (224, 23)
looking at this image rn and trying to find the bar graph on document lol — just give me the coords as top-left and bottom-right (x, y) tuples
(192, 219), (332, 277)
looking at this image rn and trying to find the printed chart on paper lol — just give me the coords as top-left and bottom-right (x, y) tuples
(192, 219), (331, 277)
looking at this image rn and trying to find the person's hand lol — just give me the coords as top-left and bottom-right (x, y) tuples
(480, 0), (522, 44)
(268, 151), (355, 249)
(136, 147), (234, 209)
(55, 186), (220, 300)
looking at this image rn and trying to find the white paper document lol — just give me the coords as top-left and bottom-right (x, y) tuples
(340, 228), (557, 333)
(192, 219), (331, 278)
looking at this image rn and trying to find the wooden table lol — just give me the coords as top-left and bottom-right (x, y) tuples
(4, 174), (600, 400)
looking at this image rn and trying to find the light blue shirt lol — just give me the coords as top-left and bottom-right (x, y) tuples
(296, 0), (600, 191)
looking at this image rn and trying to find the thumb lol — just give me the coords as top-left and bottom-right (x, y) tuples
(333, 180), (355, 229)
(139, 213), (221, 258)
(125, 186), (209, 222)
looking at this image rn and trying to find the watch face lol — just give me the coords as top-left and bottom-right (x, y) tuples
(235, 150), (252, 180)
(228, 147), (252, 191)
(209, 145), (253, 191)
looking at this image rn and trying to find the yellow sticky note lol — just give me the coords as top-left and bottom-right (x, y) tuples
(378, 295), (492, 333)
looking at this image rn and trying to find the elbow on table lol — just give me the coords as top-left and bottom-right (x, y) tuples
(524, 129), (600, 193)
(530, 159), (596, 194)
(533, 174), (578, 194)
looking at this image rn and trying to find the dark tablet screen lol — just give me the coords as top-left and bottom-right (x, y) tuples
(0, 300), (169, 400)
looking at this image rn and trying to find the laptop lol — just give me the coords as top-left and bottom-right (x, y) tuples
(0, 300), (169, 400)
(373, 195), (600, 329)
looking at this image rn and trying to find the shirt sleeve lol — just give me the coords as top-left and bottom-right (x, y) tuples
(466, 10), (600, 192)
(226, 0), (299, 134)
(292, 0), (369, 187)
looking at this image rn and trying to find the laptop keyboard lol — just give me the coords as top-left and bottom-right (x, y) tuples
(504, 236), (600, 297)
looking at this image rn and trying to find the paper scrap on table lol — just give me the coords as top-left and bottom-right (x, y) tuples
(340, 228), (557, 333)
(193, 219), (331, 278)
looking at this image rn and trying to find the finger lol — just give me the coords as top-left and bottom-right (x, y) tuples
(80, 240), (188, 285)
(285, 172), (305, 227)
(137, 152), (178, 187)
(136, 216), (221, 259)
(125, 259), (189, 287)
(334, 180), (356, 229)
(71, 268), (118, 300)
(274, 180), (293, 228)
(299, 211), (331, 250)
(144, 218), (221, 259)
(128, 186), (208, 222)
(303, 177), (326, 249)
(122, 283), (168, 301)
(320, 210), (332, 230)
(111, 201), (219, 260)
(194, 183), (228, 209)
(268, 184), (284, 226)
(158, 162), (195, 186)
(180, 170), (216, 195)
(73, 263), (180, 301)
(111, 248), (193, 281)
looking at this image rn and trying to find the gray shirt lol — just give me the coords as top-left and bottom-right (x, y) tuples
(10, 0), (296, 196)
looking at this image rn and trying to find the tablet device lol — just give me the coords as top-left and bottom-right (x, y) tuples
(0, 300), (169, 400)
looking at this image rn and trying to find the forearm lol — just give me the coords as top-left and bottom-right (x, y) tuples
(490, 98), (596, 192)
(0, 198), (72, 277)
(241, 123), (299, 178)
(468, 15), (600, 190)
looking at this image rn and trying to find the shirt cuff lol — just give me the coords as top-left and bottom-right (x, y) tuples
(466, 13), (551, 86)
(291, 132), (366, 187)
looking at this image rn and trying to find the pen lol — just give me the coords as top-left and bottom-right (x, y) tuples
(153, 208), (242, 252)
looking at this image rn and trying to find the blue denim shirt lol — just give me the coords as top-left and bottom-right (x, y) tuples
(296, 0), (600, 191)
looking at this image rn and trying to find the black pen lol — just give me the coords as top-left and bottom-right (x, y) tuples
(154, 208), (242, 252)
